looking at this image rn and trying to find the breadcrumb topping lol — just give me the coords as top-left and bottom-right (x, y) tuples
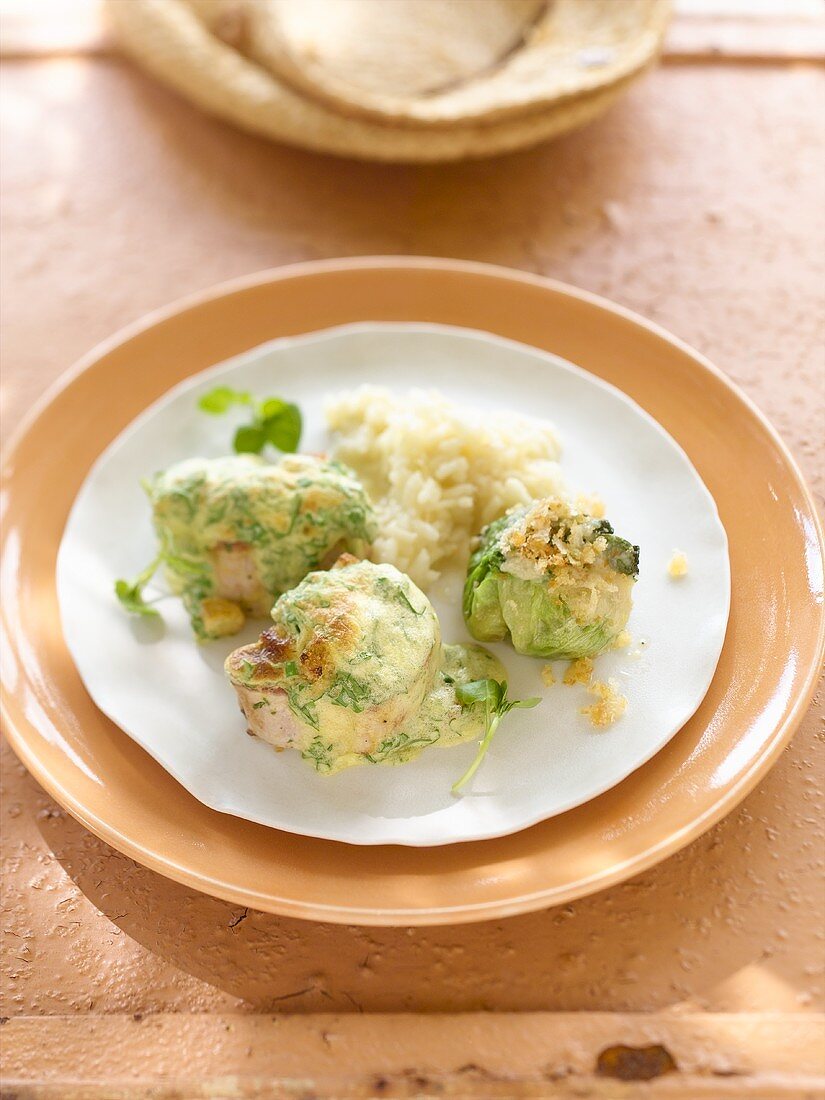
(580, 679), (627, 728)
(613, 630), (632, 650)
(501, 498), (608, 579)
(563, 657), (594, 686)
(541, 664), (556, 686)
(668, 550), (689, 578)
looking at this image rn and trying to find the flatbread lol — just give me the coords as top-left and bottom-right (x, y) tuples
(106, 0), (663, 162)
(243, 0), (548, 108)
(219, 0), (669, 128)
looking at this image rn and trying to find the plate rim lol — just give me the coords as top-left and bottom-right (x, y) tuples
(2, 256), (823, 924)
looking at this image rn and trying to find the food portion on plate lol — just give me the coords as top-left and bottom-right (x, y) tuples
(463, 496), (639, 659)
(225, 554), (509, 777)
(114, 379), (647, 791)
(117, 452), (376, 639)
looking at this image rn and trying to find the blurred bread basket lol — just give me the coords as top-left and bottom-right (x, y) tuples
(107, 0), (671, 161)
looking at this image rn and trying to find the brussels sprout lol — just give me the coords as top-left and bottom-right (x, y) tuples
(463, 498), (639, 660)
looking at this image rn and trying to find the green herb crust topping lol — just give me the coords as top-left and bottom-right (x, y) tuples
(116, 453), (377, 639)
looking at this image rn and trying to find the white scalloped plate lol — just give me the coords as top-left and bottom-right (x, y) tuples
(56, 323), (730, 846)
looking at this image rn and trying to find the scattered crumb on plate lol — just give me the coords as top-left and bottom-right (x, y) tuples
(667, 550), (689, 578)
(541, 664), (556, 686)
(574, 492), (606, 518)
(563, 657), (593, 686)
(580, 679), (627, 728)
(200, 596), (245, 637)
(613, 629), (632, 650)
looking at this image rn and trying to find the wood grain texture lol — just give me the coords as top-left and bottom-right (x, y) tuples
(1, 43), (823, 1092)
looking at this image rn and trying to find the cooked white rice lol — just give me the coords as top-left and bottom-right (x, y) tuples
(326, 386), (563, 588)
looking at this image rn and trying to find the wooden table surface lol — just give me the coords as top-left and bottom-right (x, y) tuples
(1, 16), (824, 1098)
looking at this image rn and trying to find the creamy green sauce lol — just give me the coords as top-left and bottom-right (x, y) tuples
(276, 560), (440, 749)
(363, 643), (506, 768)
(281, 642), (504, 776)
(147, 453), (376, 637)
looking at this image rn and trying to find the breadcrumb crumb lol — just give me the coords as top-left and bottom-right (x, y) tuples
(502, 498), (607, 576)
(668, 550), (689, 578)
(563, 657), (593, 686)
(200, 597), (245, 638)
(580, 678), (627, 728)
(613, 630), (632, 650)
(541, 664), (556, 686)
(575, 492), (606, 519)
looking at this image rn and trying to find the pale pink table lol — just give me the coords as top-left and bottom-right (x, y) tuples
(1, 13), (823, 1096)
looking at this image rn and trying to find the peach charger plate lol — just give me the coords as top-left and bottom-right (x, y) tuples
(2, 258), (822, 925)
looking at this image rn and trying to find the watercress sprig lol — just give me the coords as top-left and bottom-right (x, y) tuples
(114, 553), (164, 618)
(198, 386), (302, 455)
(115, 541), (207, 620)
(452, 679), (540, 795)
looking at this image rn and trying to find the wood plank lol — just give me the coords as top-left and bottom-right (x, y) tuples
(2, 1013), (824, 1097)
(664, 16), (825, 62)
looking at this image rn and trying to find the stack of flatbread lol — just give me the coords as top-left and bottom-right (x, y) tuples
(107, 0), (671, 161)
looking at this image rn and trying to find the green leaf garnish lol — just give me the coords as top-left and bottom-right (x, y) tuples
(163, 552), (208, 576)
(233, 424), (267, 454)
(264, 402), (302, 452)
(455, 678), (503, 709)
(452, 679), (540, 795)
(114, 578), (159, 618)
(199, 386), (302, 456)
(197, 386), (253, 414)
(114, 538), (210, 624)
(114, 552), (164, 619)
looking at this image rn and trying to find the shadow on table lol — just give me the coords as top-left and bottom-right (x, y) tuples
(33, 774), (794, 1014)
(110, 57), (655, 275)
